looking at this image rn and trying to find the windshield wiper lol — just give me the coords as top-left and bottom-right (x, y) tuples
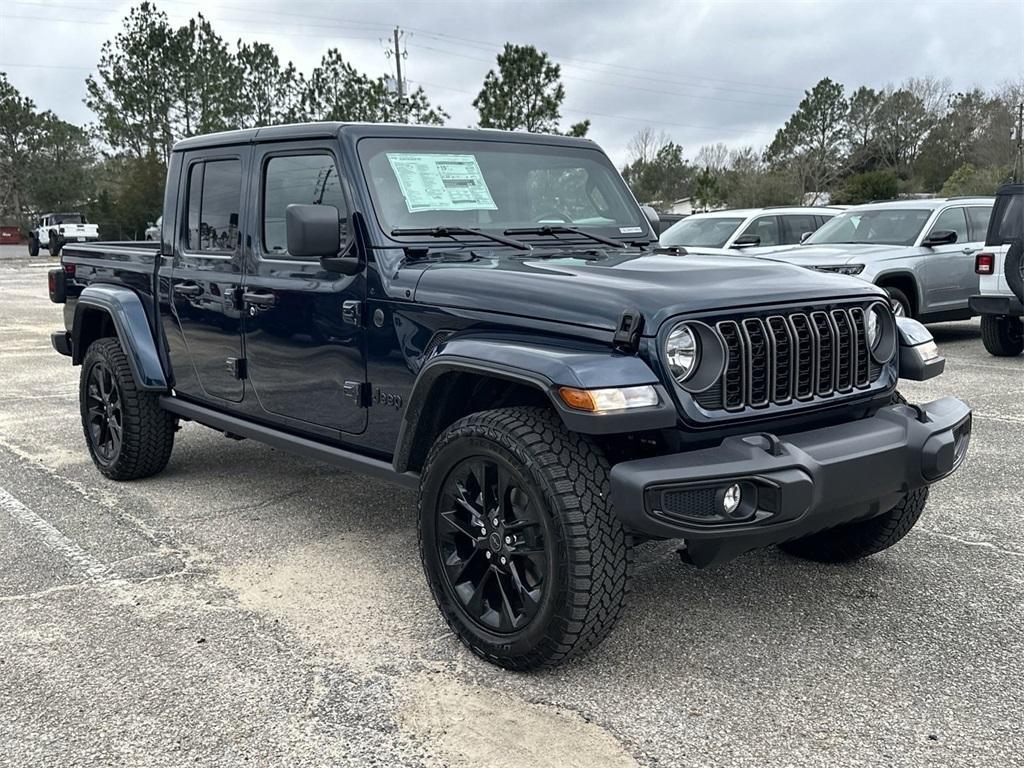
(392, 226), (531, 251)
(503, 225), (627, 249)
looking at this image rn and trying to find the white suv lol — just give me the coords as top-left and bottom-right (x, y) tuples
(659, 206), (839, 254)
(971, 183), (1023, 356)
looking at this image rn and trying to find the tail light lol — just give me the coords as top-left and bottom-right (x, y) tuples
(975, 253), (995, 275)
(48, 268), (66, 303)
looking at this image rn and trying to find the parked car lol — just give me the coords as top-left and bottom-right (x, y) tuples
(144, 216), (162, 241)
(659, 207), (838, 254)
(49, 122), (970, 670)
(27, 212), (99, 257)
(970, 183), (1023, 356)
(755, 198), (994, 322)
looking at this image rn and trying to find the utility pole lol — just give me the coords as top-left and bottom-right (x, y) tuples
(392, 26), (405, 101)
(1013, 103), (1023, 184)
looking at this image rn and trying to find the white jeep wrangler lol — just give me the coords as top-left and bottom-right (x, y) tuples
(970, 183), (1023, 356)
(28, 212), (99, 257)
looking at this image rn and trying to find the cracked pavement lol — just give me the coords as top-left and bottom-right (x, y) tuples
(1, 245), (1022, 767)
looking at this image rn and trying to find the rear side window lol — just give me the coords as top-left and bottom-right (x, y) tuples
(929, 207), (969, 244)
(185, 159), (242, 253)
(739, 216), (780, 246)
(965, 207), (991, 242)
(262, 154), (347, 255)
(781, 214), (818, 244)
(987, 193), (1023, 245)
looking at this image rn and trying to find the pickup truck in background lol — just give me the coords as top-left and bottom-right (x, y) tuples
(753, 198), (994, 322)
(28, 212), (99, 257)
(971, 183), (1023, 356)
(49, 123), (971, 670)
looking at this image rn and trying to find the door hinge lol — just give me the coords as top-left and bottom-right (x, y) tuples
(343, 380), (371, 407)
(342, 300), (363, 327)
(226, 357), (247, 379)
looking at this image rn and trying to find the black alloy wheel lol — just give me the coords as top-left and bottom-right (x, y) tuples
(435, 457), (550, 634)
(84, 358), (124, 466)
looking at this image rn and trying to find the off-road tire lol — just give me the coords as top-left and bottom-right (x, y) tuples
(80, 337), (175, 480)
(885, 286), (912, 318)
(48, 233), (61, 258)
(779, 390), (928, 562)
(27, 236), (39, 257)
(418, 407), (632, 670)
(1005, 237), (1023, 303)
(980, 314), (1023, 357)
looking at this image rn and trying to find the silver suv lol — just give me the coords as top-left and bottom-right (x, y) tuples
(755, 198), (994, 321)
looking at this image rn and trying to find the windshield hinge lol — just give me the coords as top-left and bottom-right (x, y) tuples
(613, 309), (644, 354)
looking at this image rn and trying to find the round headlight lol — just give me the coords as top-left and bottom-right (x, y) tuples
(866, 305), (882, 349)
(665, 323), (700, 382)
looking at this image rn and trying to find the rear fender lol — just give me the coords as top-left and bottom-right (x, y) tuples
(72, 284), (167, 391)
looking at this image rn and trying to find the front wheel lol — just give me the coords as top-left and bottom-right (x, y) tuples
(418, 407), (632, 670)
(28, 237), (39, 257)
(80, 338), (176, 480)
(885, 287), (912, 318)
(980, 314), (1023, 357)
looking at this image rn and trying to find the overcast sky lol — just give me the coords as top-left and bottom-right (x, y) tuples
(2, 0), (1022, 165)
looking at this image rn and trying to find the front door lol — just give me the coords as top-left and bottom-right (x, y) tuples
(921, 206), (979, 314)
(168, 151), (248, 403)
(240, 144), (367, 435)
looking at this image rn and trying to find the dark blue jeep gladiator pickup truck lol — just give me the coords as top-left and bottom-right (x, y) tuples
(50, 123), (972, 669)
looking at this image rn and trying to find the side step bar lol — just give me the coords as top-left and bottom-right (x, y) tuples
(159, 396), (419, 490)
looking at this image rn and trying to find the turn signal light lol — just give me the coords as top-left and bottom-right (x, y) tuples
(975, 253), (994, 275)
(558, 385), (659, 413)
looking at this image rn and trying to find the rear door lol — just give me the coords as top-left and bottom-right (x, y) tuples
(239, 141), (367, 436)
(168, 149), (249, 403)
(780, 214), (820, 245)
(920, 206), (977, 313)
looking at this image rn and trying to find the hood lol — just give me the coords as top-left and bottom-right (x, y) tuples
(411, 249), (887, 335)
(752, 243), (906, 267)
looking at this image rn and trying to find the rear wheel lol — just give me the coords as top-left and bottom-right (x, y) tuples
(80, 338), (176, 480)
(980, 315), (1023, 357)
(418, 407), (632, 670)
(47, 232), (61, 258)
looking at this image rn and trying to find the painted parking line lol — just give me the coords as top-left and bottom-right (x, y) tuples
(0, 485), (108, 580)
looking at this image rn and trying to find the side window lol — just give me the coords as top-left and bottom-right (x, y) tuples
(781, 214), (818, 244)
(184, 159), (242, 253)
(929, 207), (968, 244)
(966, 206), (992, 243)
(263, 154), (347, 256)
(739, 215), (780, 246)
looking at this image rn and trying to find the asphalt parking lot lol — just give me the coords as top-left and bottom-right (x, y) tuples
(1, 242), (1021, 767)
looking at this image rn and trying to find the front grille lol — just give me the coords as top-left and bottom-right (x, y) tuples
(702, 306), (881, 412)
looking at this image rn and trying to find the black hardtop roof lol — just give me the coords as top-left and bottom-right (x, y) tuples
(996, 182), (1024, 196)
(172, 122), (599, 153)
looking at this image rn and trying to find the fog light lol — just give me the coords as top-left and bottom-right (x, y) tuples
(722, 484), (742, 515)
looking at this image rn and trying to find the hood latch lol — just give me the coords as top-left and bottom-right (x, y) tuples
(613, 309), (644, 354)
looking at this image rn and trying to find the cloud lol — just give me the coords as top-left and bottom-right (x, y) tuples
(1, 0), (1020, 166)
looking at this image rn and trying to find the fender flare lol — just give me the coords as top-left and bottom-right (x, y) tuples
(872, 269), (920, 309)
(393, 334), (676, 473)
(72, 284), (168, 391)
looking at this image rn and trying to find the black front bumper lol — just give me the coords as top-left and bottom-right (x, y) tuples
(610, 397), (971, 566)
(970, 294), (1023, 317)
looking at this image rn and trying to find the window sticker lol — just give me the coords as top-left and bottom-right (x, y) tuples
(386, 153), (498, 212)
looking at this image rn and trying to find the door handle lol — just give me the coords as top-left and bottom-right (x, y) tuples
(962, 248), (978, 255)
(242, 291), (276, 307)
(173, 283), (202, 297)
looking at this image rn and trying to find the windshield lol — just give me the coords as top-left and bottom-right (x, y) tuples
(659, 217), (744, 248)
(357, 137), (646, 242)
(806, 208), (932, 246)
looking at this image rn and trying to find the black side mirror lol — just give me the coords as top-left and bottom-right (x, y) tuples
(922, 229), (958, 247)
(286, 204), (361, 275)
(640, 205), (660, 233)
(800, 231), (812, 244)
(732, 233), (761, 248)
